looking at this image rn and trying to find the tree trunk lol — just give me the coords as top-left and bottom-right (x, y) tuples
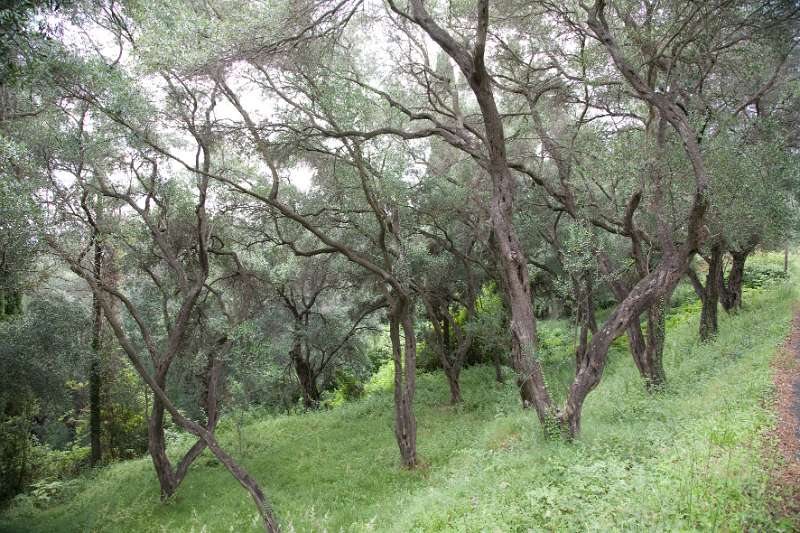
(119, 334), (280, 531)
(439, 10), (555, 423)
(148, 369), (178, 499)
(290, 338), (320, 409)
(561, 252), (691, 438)
(422, 297), (471, 405)
(444, 366), (462, 404)
(723, 248), (749, 313)
(572, 272), (597, 372)
(598, 252), (666, 391)
(388, 294), (417, 468)
(402, 0), (712, 441)
(492, 350), (504, 383)
(625, 319), (649, 382)
(717, 259), (733, 312)
(687, 266), (705, 302)
(89, 234), (103, 466)
(199, 427), (280, 531)
(642, 292), (670, 390)
(89, 325), (102, 466)
(700, 243), (722, 341)
(147, 353), (225, 500)
(785, 243), (789, 274)
(489, 229), (553, 421)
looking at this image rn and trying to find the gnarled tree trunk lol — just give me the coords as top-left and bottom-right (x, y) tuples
(395, 0), (711, 441)
(561, 252), (693, 437)
(720, 243), (755, 313)
(598, 251), (668, 391)
(642, 291), (671, 390)
(146, 351), (224, 500)
(395, 0), (557, 426)
(699, 243), (723, 341)
(388, 293), (417, 468)
(114, 328), (279, 530)
(148, 370), (177, 499)
(290, 337), (320, 409)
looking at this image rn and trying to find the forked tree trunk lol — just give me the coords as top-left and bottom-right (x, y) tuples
(599, 252), (667, 391)
(401, 0), (708, 441)
(422, 297), (473, 405)
(388, 295), (417, 468)
(149, 369), (178, 499)
(147, 354), (225, 500)
(56, 170), (279, 530)
(561, 252), (692, 437)
(626, 314), (666, 391)
(122, 343), (278, 530)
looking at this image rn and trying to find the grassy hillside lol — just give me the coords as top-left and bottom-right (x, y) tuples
(1, 259), (796, 532)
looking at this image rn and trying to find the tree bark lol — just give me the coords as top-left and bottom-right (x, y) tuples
(108, 315), (279, 530)
(444, 366), (462, 404)
(148, 347), (228, 499)
(421, 295), (473, 405)
(386, 0), (713, 440)
(89, 231), (103, 466)
(642, 291), (670, 390)
(700, 243), (723, 341)
(625, 320), (648, 381)
(148, 368), (177, 499)
(560, 251), (694, 437)
(290, 337), (320, 409)
(598, 251), (667, 391)
(394, 0), (557, 426)
(49, 124), (280, 530)
(388, 294), (417, 468)
(721, 247), (751, 313)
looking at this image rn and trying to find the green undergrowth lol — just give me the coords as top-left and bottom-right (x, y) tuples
(1, 259), (795, 532)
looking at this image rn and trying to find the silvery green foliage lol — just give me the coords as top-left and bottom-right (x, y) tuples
(127, 0), (284, 72)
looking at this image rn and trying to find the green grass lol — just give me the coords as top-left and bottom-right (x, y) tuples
(1, 257), (796, 532)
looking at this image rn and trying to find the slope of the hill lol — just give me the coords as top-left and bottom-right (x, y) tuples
(1, 260), (796, 532)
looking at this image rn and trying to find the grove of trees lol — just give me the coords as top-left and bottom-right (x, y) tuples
(1, 0), (798, 530)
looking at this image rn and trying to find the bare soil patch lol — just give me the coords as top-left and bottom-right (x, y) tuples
(769, 306), (800, 524)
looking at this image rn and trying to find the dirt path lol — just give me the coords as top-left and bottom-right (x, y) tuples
(771, 306), (800, 522)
